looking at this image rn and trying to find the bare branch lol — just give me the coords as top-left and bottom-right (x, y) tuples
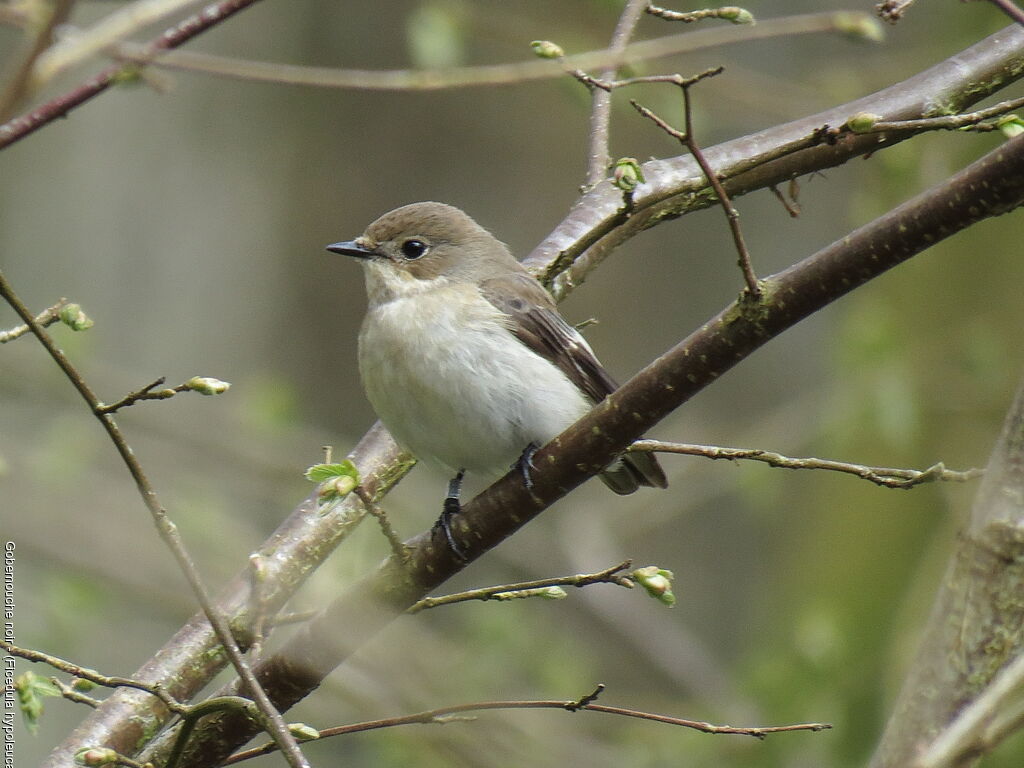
(0, 0), (266, 152)
(981, 0), (1024, 27)
(407, 561), (634, 613)
(583, 0), (650, 188)
(632, 440), (984, 487)
(32, 0), (208, 85)
(111, 12), (874, 92)
(224, 686), (830, 764)
(0, 639), (187, 715)
(629, 66), (761, 296)
(0, 0), (76, 121)
(0, 297), (68, 342)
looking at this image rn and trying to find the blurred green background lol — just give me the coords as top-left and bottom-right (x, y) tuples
(2, 1), (1023, 766)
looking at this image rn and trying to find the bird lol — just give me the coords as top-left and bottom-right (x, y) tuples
(326, 202), (666, 556)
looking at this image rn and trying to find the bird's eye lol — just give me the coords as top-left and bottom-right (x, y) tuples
(400, 239), (428, 260)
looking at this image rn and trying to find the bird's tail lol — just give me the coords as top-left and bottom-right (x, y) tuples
(599, 448), (667, 495)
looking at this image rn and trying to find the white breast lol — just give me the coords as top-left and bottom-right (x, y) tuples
(358, 280), (591, 480)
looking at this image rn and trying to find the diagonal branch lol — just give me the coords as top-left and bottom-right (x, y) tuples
(0, 0), (265, 152)
(0, 0), (76, 122)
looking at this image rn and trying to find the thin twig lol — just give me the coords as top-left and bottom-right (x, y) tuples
(850, 95), (1024, 133)
(0, 639), (187, 715)
(32, 0), (209, 85)
(0, 270), (310, 768)
(0, 0), (77, 122)
(876, 0), (919, 23)
(629, 67), (762, 297)
(982, 0), (1024, 27)
(97, 376), (228, 413)
(0, 0), (266, 152)
(49, 677), (102, 709)
(107, 12), (874, 92)
(408, 560), (634, 613)
(226, 690), (832, 763)
(98, 377), (175, 412)
(770, 183), (802, 217)
(647, 4), (749, 23)
(583, 0), (650, 187)
(355, 486), (409, 563)
(630, 439), (984, 488)
(0, 297), (68, 342)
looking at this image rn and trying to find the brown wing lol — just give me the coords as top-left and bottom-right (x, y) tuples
(480, 273), (667, 493)
(480, 273), (618, 403)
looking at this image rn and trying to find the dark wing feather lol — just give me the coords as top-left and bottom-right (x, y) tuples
(480, 273), (667, 493)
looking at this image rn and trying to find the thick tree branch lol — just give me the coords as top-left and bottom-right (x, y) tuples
(870, 374), (1024, 768)
(143, 132), (1024, 768)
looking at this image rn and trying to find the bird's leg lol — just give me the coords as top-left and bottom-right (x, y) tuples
(514, 442), (539, 490)
(436, 470), (467, 562)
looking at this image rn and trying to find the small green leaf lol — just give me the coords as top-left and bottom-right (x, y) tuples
(305, 460), (359, 484)
(996, 114), (1024, 139)
(16, 671), (61, 733)
(307, 460), (360, 505)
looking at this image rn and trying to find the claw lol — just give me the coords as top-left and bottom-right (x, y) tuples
(435, 470), (468, 562)
(514, 443), (539, 490)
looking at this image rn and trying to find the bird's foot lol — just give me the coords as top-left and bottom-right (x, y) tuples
(514, 443), (539, 491)
(434, 470), (468, 562)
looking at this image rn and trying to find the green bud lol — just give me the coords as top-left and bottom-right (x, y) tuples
(74, 748), (120, 766)
(318, 474), (357, 502)
(288, 723), (321, 741)
(530, 40), (564, 59)
(16, 671), (60, 733)
(58, 303), (94, 331)
(719, 7), (755, 24)
(111, 65), (145, 86)
(846, 112), (882, 133)
(71, 677), (97, 692)
(185, 376), (231, 395)
(539, 586), (567, 600)
(612, 157), (645, 193)
(996, 114), (1024, 139)
(633, 565), (676, 606)
(833, 12), (884, 43)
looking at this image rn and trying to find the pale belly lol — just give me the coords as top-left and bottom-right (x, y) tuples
(358, 285), (591, 479)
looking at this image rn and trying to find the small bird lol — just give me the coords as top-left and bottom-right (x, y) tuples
(327, 202), (666, 553)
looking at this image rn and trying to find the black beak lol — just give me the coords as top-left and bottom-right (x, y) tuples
(325, 240), (374, 259)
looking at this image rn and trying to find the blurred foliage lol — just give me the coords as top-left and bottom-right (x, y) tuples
(2, 1), (1023, 767)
